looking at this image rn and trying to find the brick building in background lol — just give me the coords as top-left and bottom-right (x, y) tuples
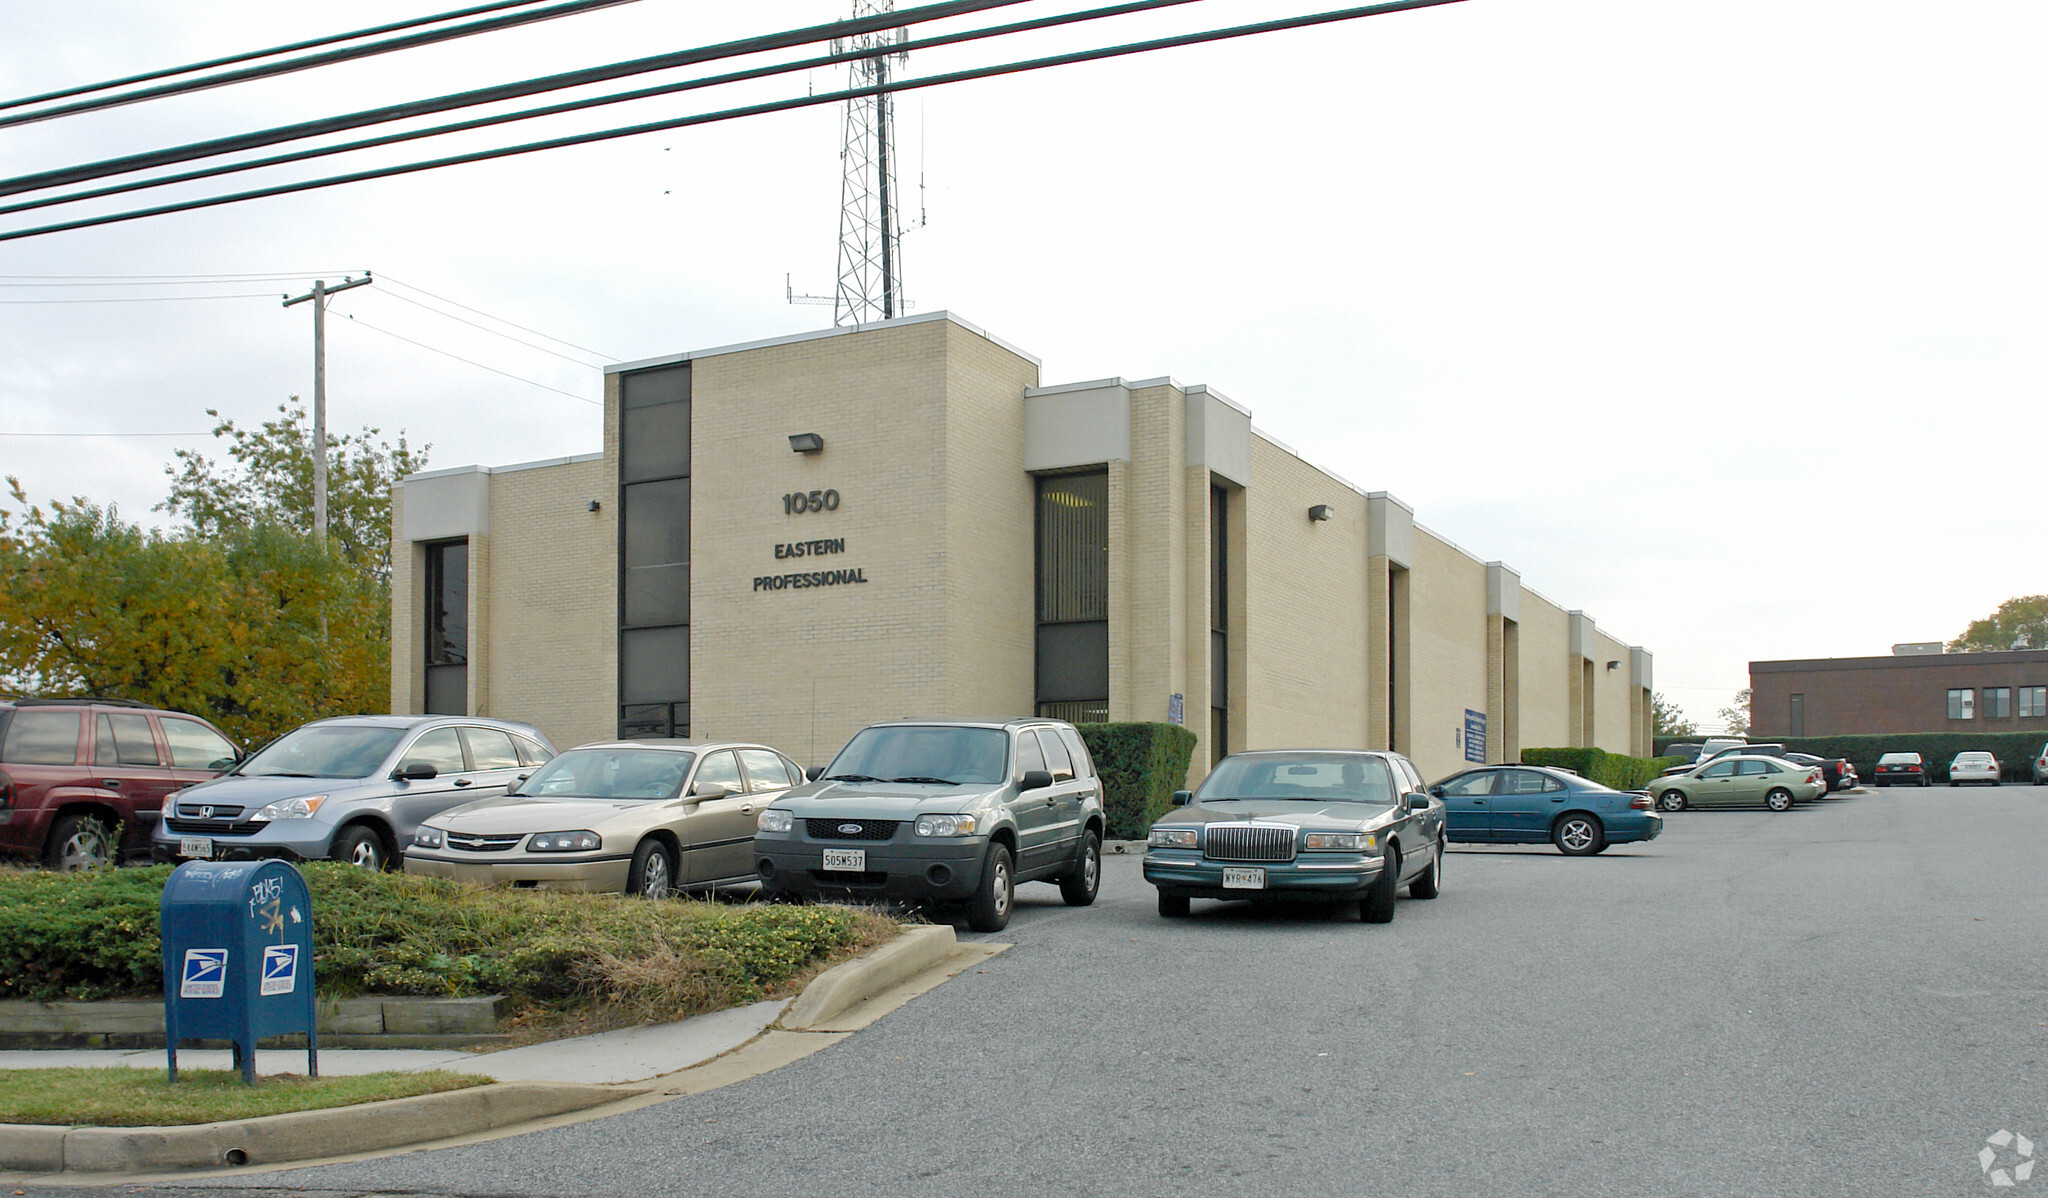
(1750, 648), (2048, 737)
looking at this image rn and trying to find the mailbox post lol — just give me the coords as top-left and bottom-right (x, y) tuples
(159, 860), (318, 1084)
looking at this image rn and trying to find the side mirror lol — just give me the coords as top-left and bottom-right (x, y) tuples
(395, 762), (437, 780)
(1407, 792), (1432, 810)
(1171, 789), (1192, 807)
(691, 782), (730, 800)
(207, 757), (236, 771)
(805, 765), (826, 781)
(1019, 769), (1054, 792)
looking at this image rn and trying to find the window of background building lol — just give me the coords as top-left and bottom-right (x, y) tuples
(618, 364), (691, 738)
(1984, 687), (2012, 719)
(1789, 693), (1805, 737)
(1034, 470), (1108, 726)
(1210, 483), (1229, 761)
(425, 539), (468, 715)
(2022, 687), (2047, 718)
(1948, 688), (1975, 720)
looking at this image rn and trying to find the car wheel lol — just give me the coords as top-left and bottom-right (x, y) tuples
(1360, 850), (1399, 924)
(1408, 836), (1443, 899)
(1657, 790), (1688, 812)
(330, 825), (388, 870)
(46, 814), (114, 871)
(1765, 788), (1794, 812)
(1553, 814), (1604, 856)
(626, 839), (674, 898)
(1157, 891), (1190, 918)
(1058, 829), (1101, 907)
(965, 842), (1014, 933)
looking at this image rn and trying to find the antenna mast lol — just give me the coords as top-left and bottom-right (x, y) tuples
(830, 0), (907, 325)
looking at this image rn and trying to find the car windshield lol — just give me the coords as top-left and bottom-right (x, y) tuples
(516, 749), (694, 800)
(239, 725), (406, 779)
(824, 726), (1008, 786)
(1197, 753), (1395, 804)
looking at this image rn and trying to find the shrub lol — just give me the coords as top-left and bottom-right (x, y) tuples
(1520, 747), (1680, 791)
(1077, 721), (1199, 839)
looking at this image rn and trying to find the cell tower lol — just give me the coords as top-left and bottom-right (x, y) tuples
(826, 0), (908, 325)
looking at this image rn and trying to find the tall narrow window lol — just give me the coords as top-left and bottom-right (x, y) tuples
(1210, 484), (1229, 760)
(1789, 693), (1805, 737)
(1034, 470), (1108, 725)
(618, 364), (691, 738)
(424, 539), (468, 715)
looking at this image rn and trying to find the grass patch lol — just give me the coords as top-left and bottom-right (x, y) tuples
(0, 1067), (487, 1127)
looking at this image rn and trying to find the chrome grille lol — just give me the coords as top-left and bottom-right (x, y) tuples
(806, 819), (899, 841)
(1203, 823), (1298, 863)
(164, 816), (263, 835)
(446, 831), (526, 853)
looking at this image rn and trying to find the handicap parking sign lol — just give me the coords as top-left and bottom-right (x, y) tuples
(260, 944), (299, 996)
(180, 949), (228, 999)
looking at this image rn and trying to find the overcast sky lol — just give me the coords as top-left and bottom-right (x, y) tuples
(3, 0), (2044, 732)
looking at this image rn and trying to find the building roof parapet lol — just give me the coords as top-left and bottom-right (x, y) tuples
(603, 310), (1041, 376)
(402, 452), (603, 484)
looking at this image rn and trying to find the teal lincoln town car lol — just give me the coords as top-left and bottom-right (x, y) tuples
(1143, 749), (1446, 923)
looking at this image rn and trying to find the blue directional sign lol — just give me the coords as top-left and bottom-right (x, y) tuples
(179, 949), (227, 999)
(1464, 709), (1488, 763)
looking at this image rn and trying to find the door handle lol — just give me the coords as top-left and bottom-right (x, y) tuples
(101, 780), (122, 788)
(741, 805), (755, 815)
(1045, 797), (1057, 806)
(453, 778), (473, 787)
(1549, 797), (1564, 803)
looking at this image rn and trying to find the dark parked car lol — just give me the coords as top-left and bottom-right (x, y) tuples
(1781, 751), (1857, 793)
(1873, 752), (1930, 787)
(753, 719), (1104, 933)
(1430, 764), (1662, 855)
(0, 697), (241, 869)
(1143, 749), (1444, 922)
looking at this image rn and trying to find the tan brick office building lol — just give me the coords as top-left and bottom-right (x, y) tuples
(391, 312), (1653, 784)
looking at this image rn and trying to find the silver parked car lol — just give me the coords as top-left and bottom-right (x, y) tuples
(152, 715), (556, 870)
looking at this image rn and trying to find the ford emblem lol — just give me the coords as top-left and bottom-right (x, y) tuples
(838, 823), (862, 834)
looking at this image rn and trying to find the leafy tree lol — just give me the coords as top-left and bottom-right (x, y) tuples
(1717, 688), (1752, 737)
(0, 478), (388, 745)
(1652, 692), (1698, 738)
(159, 401), (427, 585)
(1948, 595), (2048, 653)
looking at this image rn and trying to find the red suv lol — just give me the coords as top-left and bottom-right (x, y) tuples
(0, 698), (240, 869)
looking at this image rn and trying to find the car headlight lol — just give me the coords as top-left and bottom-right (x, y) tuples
(248, 795), (326, 822)
(1147, 827), (1197, 848)
(757, 809), (793, 834)
(1303, 831), (1373, 851)
(528, 831), (600, 852)
(412, 826), (444, 849)
(914, 814), (979, 837)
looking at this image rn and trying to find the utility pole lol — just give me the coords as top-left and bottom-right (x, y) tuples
(282, 272), (372, 540)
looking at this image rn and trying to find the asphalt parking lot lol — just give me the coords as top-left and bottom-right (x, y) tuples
(54, 785), (2048, 1198)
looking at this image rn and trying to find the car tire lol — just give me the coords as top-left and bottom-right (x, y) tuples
(965, 842), (1014, 933)
(1657, 790), (1688, 812)
(330, 825), (388, 871)
(1157, 891), (1190, 918)
(1765, 788), (1794, 812)
(626, 839), (674, 898)
(1057, 829), (1101, 907)
(1408, 836), (1443, 899)
(1553, 814), (1604, 856)
(46, 813), (114, 872)
(1360, 850), (1399, 924)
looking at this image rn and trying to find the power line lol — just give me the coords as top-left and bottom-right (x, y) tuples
(0, 0), (1469, 244)
(337, 312), (601, 405)
(0, 0), (1035, 199)
(365, 287), (614, 367)
(0, 431), (209, 438)
(0, 0), (648, 131)
(378, 274), (620, 360)
(0, 270), (355, 280)
(0, 0), (1208, 221)
(0, 292), (281, 304)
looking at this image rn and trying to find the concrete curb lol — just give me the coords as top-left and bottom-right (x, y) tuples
(782, 924), (958, 1030)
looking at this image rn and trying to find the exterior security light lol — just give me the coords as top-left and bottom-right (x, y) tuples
(1607, 660), (1621, 670)
(1307, 504), (1334, 522)
(587, 500), (601, 512)
(789, 432), (824, 454)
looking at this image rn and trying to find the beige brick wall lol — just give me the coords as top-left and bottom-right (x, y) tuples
(1591, 628), (1641, 755)
(1406, 531), (1489, 782)
(1117, 383), (1187, 724)
(1516, 593), (1574, 751)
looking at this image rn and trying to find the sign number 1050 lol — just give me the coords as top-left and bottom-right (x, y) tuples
(783, 489), (841, 514)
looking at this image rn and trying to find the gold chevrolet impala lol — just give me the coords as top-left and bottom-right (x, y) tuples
(403, 740), (804, 897)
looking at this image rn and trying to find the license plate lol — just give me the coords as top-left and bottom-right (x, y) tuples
(1222, 866), (1265, 889)
(822, 848), (866, 871)
(178, 837), (213, 859)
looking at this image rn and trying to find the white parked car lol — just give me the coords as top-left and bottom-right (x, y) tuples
(1947, 751), (2001, 786)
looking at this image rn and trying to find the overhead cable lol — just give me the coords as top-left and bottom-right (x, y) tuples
(0, 0), (1037, 198)
(0, 0), (1208, 220)
(0, 0), (1471, 244)
(338, 312), (601, 405)
(379, 273), (621, 360)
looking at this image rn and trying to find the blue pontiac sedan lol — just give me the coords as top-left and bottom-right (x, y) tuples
(1428, 764), (1662, 856)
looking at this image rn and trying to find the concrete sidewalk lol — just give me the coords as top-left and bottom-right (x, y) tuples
(0, 923), (1004, 1177)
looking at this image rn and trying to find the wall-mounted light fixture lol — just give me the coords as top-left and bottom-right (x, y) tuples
(788, 432), (824, 454)
(587, 499), (602, 512)
(1307, 504), (1334, 522)
(1606, 659), (1621, 670)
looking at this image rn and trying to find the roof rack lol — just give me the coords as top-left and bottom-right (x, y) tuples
(5, 696), (157, 709)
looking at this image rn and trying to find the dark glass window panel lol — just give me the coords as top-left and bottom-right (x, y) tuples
(621, 626), (689, 705)
(96, 713), (160, 766)
(622, 402), (690, 483)
(1210, 706), (1228, 762)
(426, 540), (468, 666)
(1211, 485), (1228, 631)
(1789, 694), (1805, 737)
(425, 664), (466, 715)
(1015, 730), (1047, 776)
(624, 478), (689, 568)
(1036, 621), (1108, 704)
(1038, 729), (1075, 781)
(4, 710), (80, 766)
(162, 718), (236, 769)
(624, 563), (690, 628)
(1037, 700), (1109, 725)
(1212, 629), (1228, 706)
(400, 728), (468, 774)
(463, 727), (521, 770)
(619, 704), (672, 739)
(621, 363), (689, 410)
(1035, 471), (1107, 622)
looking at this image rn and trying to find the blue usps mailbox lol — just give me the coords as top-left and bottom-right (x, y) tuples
(159, 859), (317, 1083)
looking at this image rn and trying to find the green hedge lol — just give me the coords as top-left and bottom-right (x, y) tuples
(1520, 747), (1684, 791)
(1724, 733), (2045, 783)
(1077, 721), (1199, 839)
